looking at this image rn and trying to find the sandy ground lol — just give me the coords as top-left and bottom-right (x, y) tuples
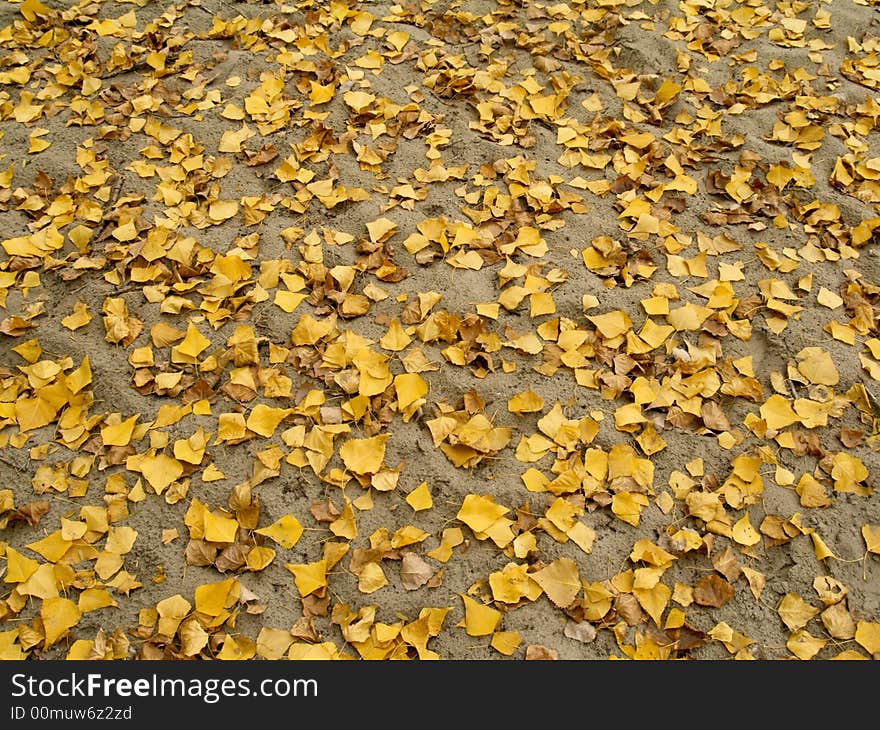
(0, 0), (879, 660)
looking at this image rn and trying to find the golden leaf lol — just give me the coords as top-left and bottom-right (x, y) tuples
(256, 627), (293, 660)
(255, 515), (303, 549)
(101, 415), (138, 447)
(4, 546), (40, 583)
(459, 594), (501, 636)
(611, 492), (649, 526)
(457, 494), (509, 534)
(405, 482), (433, 512)
(777, 593), (820, 631)
(246, 404), (292, 438)
(530, 558), (581, 608)
(339, 434), (389, 475)
(41, 597), (81, 646)
(490, 631), (522, 656)
(285, 560), (327, 597)
(60, 302), (92, 331)
(357, 562), (388, 594)
(786, 630), (826, 660)
(203, 510), (239, 543)
(137, 454), (184, 495)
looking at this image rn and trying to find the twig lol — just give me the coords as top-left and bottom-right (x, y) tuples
(0, 453), (26, 473)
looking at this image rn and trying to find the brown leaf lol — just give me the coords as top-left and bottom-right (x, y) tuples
(301, 593), (329, 618)
(563, 621), (597, 644)
(701, 401), (731, 432)
(241, 144), (278, 167)
(290, 616), (321, 642)
(310, 498), (341, 523)
(0, 316), (36, 336)
(8, 500), (49, 527)
(666, 623), (708, 652)
(694, 574), (735, 607)
(185, 539), (217, 567)
(214, 543), (248, 572)
(615, 593), (647, 625)
(525, 645), (558, 660)
(712, 545), (742, 582)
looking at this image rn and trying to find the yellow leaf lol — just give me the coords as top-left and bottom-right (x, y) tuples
(309, 81), (336, 105)
(507, 390), (545, 414)
(246, 545), (276, 571)
(174, 323), (211, 360)
(778, 593), (820, 631)
(862, 524), (880, 554)
(394, 373), (428, 411)
(179, 618), (209, 657)
(343, 90), (375, 113)
(255, 514), (303, 549)
(831, 453), (869, 493)
(256, 626), (293, 660)
(41, 597), (81, 646)
(405, 481), (433, 511)
(330, 500), (357, 540)
(457, 493), (509, 534)
(246, 404), (291, 438)
(587, 310), (631, 339)
(26, 531), (71, 562)
(855, 621), (880, 654)
(194, 578), (239, 617)
(530, 558), (581, 608)
(339, 434), (389, 475)
(173, 428), (209, 465)
(15, 396), (60, 432)
(217, 635), (256, 660)
(379, 319), (411, 351)
(787, 630), (826, 660)
(357, 561), (388, 593)
(78, 587), (117, 613)
(273, 290), (306, 313)
(634, 582), (672, 626)
(105, 526), (137, 554)
(796, 347), (839, 386)
(216, 413), (247, 443)
(19, 563), (58, 599)
(732, 514), (761, 546)
(203, 510), (238, 543)
(11, 338), (42, 364)
(285, 560), (327, 597)
(156, 594), (192, 638)
(816, 287), (843, 309)
(630, 540), (677, 568)
(759, 394), (799, 431)
(611, 492), (648, 526)
(20, 0), (51, 21)
(101, 415), (138, 447)
(459, 594), (501, 636)
(567, 522), (596, 554)
(4, 546), (40, 583)
(0, 630), (26, 660)
(291, 313), (336, 345)
(60, 301), (92, 331)
(138, 453), (183, 494)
